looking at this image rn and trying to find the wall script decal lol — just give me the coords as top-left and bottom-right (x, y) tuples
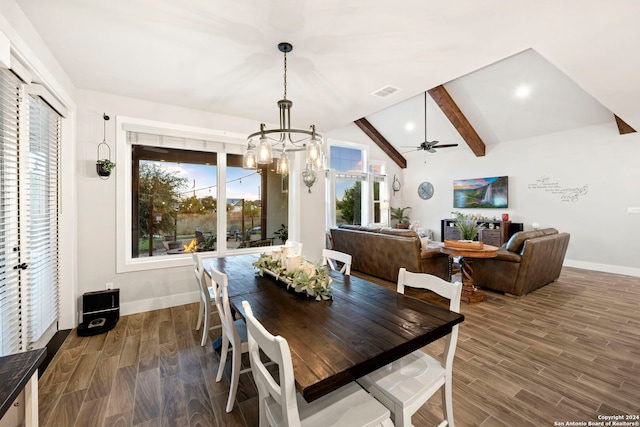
(528, 176), (588, 202)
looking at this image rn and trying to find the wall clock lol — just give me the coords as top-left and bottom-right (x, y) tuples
(418, 181), (434, 200)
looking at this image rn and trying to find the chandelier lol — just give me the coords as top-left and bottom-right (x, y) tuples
(242, 42), (325, 175)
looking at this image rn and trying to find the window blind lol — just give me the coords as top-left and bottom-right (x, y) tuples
(25, 95), (60, 346)
(0, 68), (22, 356)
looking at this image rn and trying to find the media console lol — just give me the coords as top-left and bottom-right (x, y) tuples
(441, 219), (523, 247)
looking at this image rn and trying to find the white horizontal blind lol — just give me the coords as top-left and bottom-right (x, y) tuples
(0, 69), (22, 356)
(24, 95), (60, 346)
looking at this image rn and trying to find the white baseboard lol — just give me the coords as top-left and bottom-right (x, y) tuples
(564, 259), (640, 278)
(120, 290), (200, 316)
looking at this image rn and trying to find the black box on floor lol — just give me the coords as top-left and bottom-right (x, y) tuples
(77, 289), (120, 336)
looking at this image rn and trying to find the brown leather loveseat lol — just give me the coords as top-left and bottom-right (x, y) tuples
(329, 224), (449, 283)
(472, 228), (570, 296)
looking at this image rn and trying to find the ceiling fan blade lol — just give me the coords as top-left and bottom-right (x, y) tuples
(427, 140), (440, 146)
(427, 148), (437, 153)
(436, 144), (459, 148)
(402, 149), (420, 154)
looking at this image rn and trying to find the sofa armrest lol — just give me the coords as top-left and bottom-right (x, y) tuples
(493, 249), (521, 262)
(420, 247), (444, 259)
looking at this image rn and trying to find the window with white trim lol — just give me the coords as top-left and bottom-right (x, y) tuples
(117, 123), (289, 272)
(326, 143), (387, 229)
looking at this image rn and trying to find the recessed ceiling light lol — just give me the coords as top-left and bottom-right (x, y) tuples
(515, 85), (531, 98)
(405, 122), (415, 131)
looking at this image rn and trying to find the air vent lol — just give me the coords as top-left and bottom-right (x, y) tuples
(371, 85), (401, 98)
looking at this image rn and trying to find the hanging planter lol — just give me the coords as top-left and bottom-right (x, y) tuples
(96, 113), (115, 179)
(96, 158), (116, 177)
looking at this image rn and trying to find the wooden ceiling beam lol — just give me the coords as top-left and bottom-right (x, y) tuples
(428, 85), (486, 157)
(614, 114), (636, 134)
(354, 118), (407, 168)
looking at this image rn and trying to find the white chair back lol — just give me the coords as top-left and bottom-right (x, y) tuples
(397, 268), (462, 312)
(192, 253), (210, 303)
(322, 249), (352, 275)
(358, 269), (463, 426)
(192, 252), (222, 346)
(242, 301), (300, 427)
(243, 300), (394, 426)
(210, 268), (252, 413)
(210, 268), (241, 349)
(397, 267), (462, 371)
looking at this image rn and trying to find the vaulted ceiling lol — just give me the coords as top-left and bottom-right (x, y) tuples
(14, 0), (640, 158)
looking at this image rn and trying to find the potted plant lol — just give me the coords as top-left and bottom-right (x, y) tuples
(390, 206), (411, 229)
(274, 224), (288, 244)
(96, 159), (116, 177)
(454, 217), (484, 241)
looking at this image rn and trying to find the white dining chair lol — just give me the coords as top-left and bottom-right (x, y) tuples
(210, 268), (251, 413)
(357, 268), (463, 427)
(321, 249), (352, 275)
(192, 252), (222, 347)
(241, 300), (394, 427)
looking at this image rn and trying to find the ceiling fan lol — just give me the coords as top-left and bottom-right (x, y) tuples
(402, 91), (458, 154)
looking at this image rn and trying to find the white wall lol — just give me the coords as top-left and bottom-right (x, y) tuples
(373, 121), (640, 276)
(75, 90), (269, 318)
(77, 90), (372, 319)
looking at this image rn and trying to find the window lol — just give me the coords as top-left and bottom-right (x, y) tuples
(226, 156), (288, 248)
(369, 161), (386, 224)
(130, 141), (218, 258)
(0, 69), (61, 356)
(118, 123), (289, 271)
(326, 143), (387, 229)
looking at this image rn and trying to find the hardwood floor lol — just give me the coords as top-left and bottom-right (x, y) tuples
(39, 267), (640, 426)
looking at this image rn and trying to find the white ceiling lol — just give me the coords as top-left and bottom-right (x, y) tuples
(14, 0), (640, 155)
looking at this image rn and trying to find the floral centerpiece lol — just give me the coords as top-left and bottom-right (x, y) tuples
(252, 253), (333, 301)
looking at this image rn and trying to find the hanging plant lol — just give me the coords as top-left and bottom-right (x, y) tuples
(96, 113), (115, 179)
(96, 159), (116, 177)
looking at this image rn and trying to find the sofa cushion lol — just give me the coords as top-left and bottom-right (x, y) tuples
(540, 227), (559, 236)
(338, 224), (361, 231)
(359, 225), (382, 233)
(420, 236), (430, 249)
(379, 228), (419, 238)
(504, 228), (559, 253)
(493, 249), (522, 262)
(505, 230), (542, 253)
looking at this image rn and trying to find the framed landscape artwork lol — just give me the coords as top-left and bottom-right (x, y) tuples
(453, 176), (508, 208)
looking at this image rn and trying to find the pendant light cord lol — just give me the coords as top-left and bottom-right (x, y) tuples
(103, 113), (107, 143)
(424, 91), (428, 142)
(283, 50), (288, 100)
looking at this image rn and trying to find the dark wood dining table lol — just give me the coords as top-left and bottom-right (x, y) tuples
(203, 254), (464, 402)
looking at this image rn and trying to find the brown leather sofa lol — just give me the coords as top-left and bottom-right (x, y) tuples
(329, 224), (449, 283)
(472, 228), (570, 296)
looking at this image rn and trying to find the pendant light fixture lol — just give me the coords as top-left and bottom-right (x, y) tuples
(242, 42), (324, 174)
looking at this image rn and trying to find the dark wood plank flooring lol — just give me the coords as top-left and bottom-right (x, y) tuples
(38, 267), (640, 426)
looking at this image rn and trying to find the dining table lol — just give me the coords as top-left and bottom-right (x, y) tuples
(203, 254), (464, 403)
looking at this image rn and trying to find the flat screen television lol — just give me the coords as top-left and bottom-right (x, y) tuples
(453, 176), (508, 208)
